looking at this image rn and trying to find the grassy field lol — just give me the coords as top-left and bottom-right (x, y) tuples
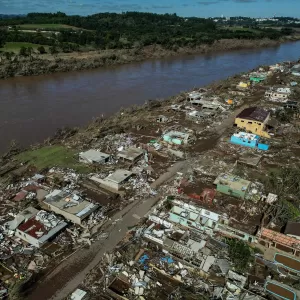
(17, 24), (81, 30)
(16, 146), (91, 173)
(0, 42), (48, 53)
(222, 26), (260, 33)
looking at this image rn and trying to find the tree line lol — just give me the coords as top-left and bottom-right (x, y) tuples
(0, 12), (292, 52)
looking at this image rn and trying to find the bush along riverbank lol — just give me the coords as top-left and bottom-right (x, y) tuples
(0, 37), (299, 79)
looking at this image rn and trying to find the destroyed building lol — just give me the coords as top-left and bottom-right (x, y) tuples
(15, 210), (67, 248)
(163, 131), (193, 145)
(265, 87), (291, 102)
(44, 190), (99, 225)
(79, 149), (111, 164)
(168, 200), (222, 233)
(117, 147), (144, 163)
(214, 173), (251, 200)
(156, 115), (169, 123)
(90, 169), (133, 192)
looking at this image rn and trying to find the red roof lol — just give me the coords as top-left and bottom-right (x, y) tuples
(261, 228), (300, 248)
(18, 217), (46, 239)
(13, 191), (28, 202)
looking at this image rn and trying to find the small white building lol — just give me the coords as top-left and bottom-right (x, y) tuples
(79, 149), (110, 164)
(15, 210), (67, 248)
(44, 190), (99, 225)
(70, 289), (88, 300)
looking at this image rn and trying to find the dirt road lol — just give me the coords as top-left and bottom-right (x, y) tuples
(27, 161), (187, 300)
(27, 104), (252, 300)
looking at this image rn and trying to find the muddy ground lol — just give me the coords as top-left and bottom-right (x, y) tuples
(0, 37), (299, 79)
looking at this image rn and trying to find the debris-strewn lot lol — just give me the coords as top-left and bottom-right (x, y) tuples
(1, 60), (300, 300)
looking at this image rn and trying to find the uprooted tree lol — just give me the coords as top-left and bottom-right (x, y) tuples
(261, 167), (300, 228)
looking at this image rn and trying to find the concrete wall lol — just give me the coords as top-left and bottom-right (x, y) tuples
(230, 135), (257, 148)
(258, 143), (269, 151)
(45, 204), (81, 225)
(235, 116), (270, 138)
(15, 229), (40, 248)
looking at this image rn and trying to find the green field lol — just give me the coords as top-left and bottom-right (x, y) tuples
(222, 26), (260, 33)
(17, 146), (91, 174)
(17, 24), (81, 30)
(0, 42), (48, 53)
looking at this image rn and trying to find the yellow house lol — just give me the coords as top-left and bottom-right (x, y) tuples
(235, 107), (271, 138)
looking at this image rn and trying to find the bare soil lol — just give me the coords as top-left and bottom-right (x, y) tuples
(0, 37), (299, 79)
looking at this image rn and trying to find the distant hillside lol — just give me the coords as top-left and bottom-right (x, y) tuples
(0, 11), (292, 53)
(0, 14), (25, 19)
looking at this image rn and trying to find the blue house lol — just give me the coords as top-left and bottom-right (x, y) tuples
(230, 132), (269, 151)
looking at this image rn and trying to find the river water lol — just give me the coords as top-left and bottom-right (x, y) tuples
(0, 41), (300, 153)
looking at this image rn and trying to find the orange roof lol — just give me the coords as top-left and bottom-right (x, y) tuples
(261, 228), (300, 248)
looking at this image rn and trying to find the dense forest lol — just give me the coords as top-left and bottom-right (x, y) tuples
(0, 12), (292, 52)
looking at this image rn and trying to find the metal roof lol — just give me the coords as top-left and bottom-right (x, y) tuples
(236, 107), (270, 122)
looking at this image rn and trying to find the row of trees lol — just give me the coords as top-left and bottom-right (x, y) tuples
(0, 12), (292, 53)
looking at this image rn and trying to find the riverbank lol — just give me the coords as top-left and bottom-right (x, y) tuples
(2, 59), (300, 300)
(0, 36), (299, 79)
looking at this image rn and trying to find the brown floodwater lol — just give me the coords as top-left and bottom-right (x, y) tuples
(0, 41), (300, 153)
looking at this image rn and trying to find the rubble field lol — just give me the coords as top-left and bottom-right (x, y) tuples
(1, 60), (300, 300)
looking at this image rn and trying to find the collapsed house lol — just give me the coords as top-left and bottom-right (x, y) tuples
(156, 115), (169, 123)
(117, 147), (144, 163)
(44, 190), (99, 225)
(249, 73), (267, 83)
(90, 169), (133, 192)
(234, 107), (272, 138)
(79, 149), (111, 164)
(187, 90), (207, 102)
(14, 210), (67, 248)
(186, 110), (217, 121)
(163, 131), (194, 145)
(265, 87), (291, 102)
(168, 201), (224, 234)
(213, 173), (251, 200)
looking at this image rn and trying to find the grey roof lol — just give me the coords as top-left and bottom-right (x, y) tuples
(236, 107), (270, 122)
(80, 149), (110, 163)
(106, 169), (133, 184)
(44, 190), (99, 220)
(117, 147), (144, 162)
(5, 206), (39, 231)
(217, 259), (230, 275)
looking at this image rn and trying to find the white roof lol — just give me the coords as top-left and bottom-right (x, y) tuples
(71, 289), (87, 300)
(200, 209), (220, 222)
(233, 132), (258, 141)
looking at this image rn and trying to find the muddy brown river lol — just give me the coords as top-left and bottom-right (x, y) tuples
(0, 41), (300, 153)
